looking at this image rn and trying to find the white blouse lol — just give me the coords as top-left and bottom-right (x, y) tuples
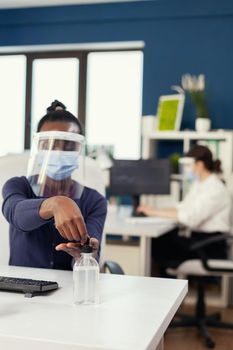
(176, 174), (232, 233)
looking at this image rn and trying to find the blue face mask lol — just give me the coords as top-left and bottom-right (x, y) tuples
(39, 150), (79, 180)
(185, 170), (198, 182)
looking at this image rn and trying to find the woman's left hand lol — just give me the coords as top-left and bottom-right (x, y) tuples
(55, 237), (99, 260)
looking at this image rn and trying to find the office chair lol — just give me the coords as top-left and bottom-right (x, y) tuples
(102, 260), (125, 274)
(167, 234), (233, 348)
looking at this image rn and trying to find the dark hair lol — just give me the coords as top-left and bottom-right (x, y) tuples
(187, 145), (222, 174)
(37, 100), (84, 134)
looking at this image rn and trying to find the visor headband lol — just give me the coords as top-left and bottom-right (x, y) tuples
(33, 131), (85, 144)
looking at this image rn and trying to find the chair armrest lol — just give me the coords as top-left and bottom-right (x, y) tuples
(201, 258), (233, 273)
(190, 234), (233, 273)
(190, 233), (233, 252)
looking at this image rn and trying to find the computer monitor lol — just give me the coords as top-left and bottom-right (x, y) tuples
(156, 94), (185, 131)
(109, 159), (171, 209)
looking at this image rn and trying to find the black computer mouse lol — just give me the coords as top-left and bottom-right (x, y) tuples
(133, 211), (147, 217)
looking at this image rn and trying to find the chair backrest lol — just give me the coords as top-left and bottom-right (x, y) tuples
(0, 152), (106, 266)
(103, 261), (125, 274)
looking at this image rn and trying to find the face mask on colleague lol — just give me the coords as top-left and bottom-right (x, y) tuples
(185, 169), (198, 182)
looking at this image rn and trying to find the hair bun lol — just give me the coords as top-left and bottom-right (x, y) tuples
(47, 100), (66, 112)
(213, 159), (222, 174)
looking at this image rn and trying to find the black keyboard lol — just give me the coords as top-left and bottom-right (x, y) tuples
(0, 276), (58, 298)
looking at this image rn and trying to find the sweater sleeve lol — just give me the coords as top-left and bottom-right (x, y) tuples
(2, 177), (51, 232)
(84, 191), (107, 261)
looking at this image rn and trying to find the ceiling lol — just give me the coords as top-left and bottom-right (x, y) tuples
(0, 0), (144, 9)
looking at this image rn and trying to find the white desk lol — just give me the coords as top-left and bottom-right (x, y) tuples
(104, 207), (176, 276)
(0, 265), (187, 350)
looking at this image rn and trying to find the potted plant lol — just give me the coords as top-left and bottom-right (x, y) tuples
(169, 153), (181, 174)
(181, 74), (211, 132)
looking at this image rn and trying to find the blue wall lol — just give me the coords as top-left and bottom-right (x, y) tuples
(0, 0), (233, 130)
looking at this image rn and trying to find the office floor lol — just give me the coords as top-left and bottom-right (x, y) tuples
(164, 305), (233, 350)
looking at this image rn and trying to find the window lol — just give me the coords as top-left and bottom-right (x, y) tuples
(0, 55), (26, 156)
(86, 51), (143, 159)
(31, 57), (79, 134)
(0, 48), (143, 159)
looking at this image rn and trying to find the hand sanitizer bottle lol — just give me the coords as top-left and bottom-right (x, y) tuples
(73, 245), (99, 305)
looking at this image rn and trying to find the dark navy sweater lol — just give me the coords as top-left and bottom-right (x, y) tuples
(2, 176), (107, 270)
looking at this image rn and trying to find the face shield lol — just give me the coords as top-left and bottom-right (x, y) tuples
(27, 131), (85, 198)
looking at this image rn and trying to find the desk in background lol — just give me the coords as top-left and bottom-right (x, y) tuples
(0, 265), (187, 350)
(104, 206), (176, 276)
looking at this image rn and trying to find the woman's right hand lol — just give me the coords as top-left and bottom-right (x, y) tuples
(39, 196), (88, 243)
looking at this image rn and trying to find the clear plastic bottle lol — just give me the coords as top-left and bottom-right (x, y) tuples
(73, 245), (99, 305)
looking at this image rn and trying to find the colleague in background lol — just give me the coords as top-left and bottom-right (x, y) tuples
(2, 100), (107, 270)
(137, 145), (232, 275)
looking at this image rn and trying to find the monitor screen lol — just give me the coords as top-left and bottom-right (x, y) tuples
(109, 159), (171, 196)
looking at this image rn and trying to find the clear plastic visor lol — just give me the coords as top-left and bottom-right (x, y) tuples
(27, 131), (85, 198)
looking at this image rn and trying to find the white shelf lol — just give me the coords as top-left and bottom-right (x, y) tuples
(142, 129), (233, 178)
(146, 130), (233, 141)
